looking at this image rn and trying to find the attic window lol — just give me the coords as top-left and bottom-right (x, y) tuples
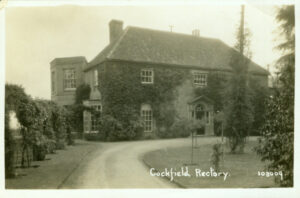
(193, 72), (207, 87)
(141, 69), (154, 84)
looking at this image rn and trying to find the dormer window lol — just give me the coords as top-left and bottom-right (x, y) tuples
(193, 72), (207, 87)
(141, 69), (154, 84)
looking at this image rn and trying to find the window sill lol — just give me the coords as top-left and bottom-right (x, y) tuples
(193, 84), (207, 88)
(141, 82), (154, 85)
(64, 88), (76, 91)
(84, 131), (99, 134)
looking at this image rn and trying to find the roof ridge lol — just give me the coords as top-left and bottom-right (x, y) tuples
(126, 25), (221, 41)
(85, 25), (268, 75)
(51, 56), (87, 64)
(107, 27), (130, 59)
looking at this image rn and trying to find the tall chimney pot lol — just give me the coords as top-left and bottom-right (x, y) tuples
(109, 19), (123, 43)
(192, 29), (200, 37)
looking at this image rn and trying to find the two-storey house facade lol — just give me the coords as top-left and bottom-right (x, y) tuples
(51, 19), (269, 137)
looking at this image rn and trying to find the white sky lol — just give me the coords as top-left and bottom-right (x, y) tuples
(5, 4), (282, 99)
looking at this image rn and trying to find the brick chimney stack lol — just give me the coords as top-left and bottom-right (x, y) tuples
(192, 29), (200, 37)
(109, 19), (123, 43)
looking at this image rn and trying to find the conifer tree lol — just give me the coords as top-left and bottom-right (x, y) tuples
(224, 5), (253, 153)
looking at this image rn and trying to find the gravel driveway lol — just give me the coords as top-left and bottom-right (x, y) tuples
(60, 137), (219, 189)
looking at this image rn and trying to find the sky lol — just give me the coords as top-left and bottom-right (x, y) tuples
(5, 4), (282, 100)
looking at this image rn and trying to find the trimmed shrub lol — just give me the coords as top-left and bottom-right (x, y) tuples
(83, 133), (102, 141)
(98, 114), (144, 141)
(55, 139), (66, 150)
(159, 118), (205, 138)
(82, 114), (144, 142)
(33, 145), (47, 161)
(45, 139), (56, 154)
(165, 118), (191, 138)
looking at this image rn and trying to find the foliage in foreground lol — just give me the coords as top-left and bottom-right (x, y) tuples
(5, 84), (73, 178)
(256, 5), (294, 187)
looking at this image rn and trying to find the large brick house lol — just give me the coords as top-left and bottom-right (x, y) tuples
(50, 19), (268, 136)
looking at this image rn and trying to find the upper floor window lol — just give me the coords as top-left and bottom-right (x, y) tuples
(141, 69), (154, 84)
(51, 71), (56, 94)
(193, 72), (207, 87)
(63, 69), (76, 90)
(94, 69), (99, 87)
(216, 71), (229, 81)
(141, 104), (153, 132)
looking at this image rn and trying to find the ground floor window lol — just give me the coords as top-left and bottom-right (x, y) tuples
(90, 113), (99, 132)
(83, 104), (102, 133)
(83, 111), (91, 132)
(141, 104), (153, 132)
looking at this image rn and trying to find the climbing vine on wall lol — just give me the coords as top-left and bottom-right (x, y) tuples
(193, 72), (228, 136)
(194, 72), (227, 113)
(99, 61), (189, 140)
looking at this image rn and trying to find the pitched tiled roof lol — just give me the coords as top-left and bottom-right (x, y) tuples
(87, 26), (268, 75)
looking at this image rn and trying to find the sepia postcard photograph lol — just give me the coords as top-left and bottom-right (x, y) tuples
(0, 0), (299, 197)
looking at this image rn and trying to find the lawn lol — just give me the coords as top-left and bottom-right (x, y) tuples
(143, 139), (279, 188)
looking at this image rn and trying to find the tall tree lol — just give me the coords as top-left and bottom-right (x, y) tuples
(224, 5), (253, 153)
(256, 5), (294, 187)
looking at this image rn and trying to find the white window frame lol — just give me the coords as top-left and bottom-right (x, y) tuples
(193, 72), (207, 87)
(83, 111), (91, 133)
(63, 69), (76, 91)
(84, 104), (102, 134)
(141, 68), (154, 84)
(141, 104), (153, 132)
(90, 104), (102, 133)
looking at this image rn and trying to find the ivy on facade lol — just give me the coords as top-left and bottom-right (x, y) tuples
(99, 62), (189, 140)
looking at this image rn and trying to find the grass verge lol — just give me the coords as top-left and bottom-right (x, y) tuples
(143, 140), (278, 188)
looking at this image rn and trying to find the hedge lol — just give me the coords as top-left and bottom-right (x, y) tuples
(5, 84), (73, 178)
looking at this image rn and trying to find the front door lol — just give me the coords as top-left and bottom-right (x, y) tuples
(195, 104), (205, 135)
